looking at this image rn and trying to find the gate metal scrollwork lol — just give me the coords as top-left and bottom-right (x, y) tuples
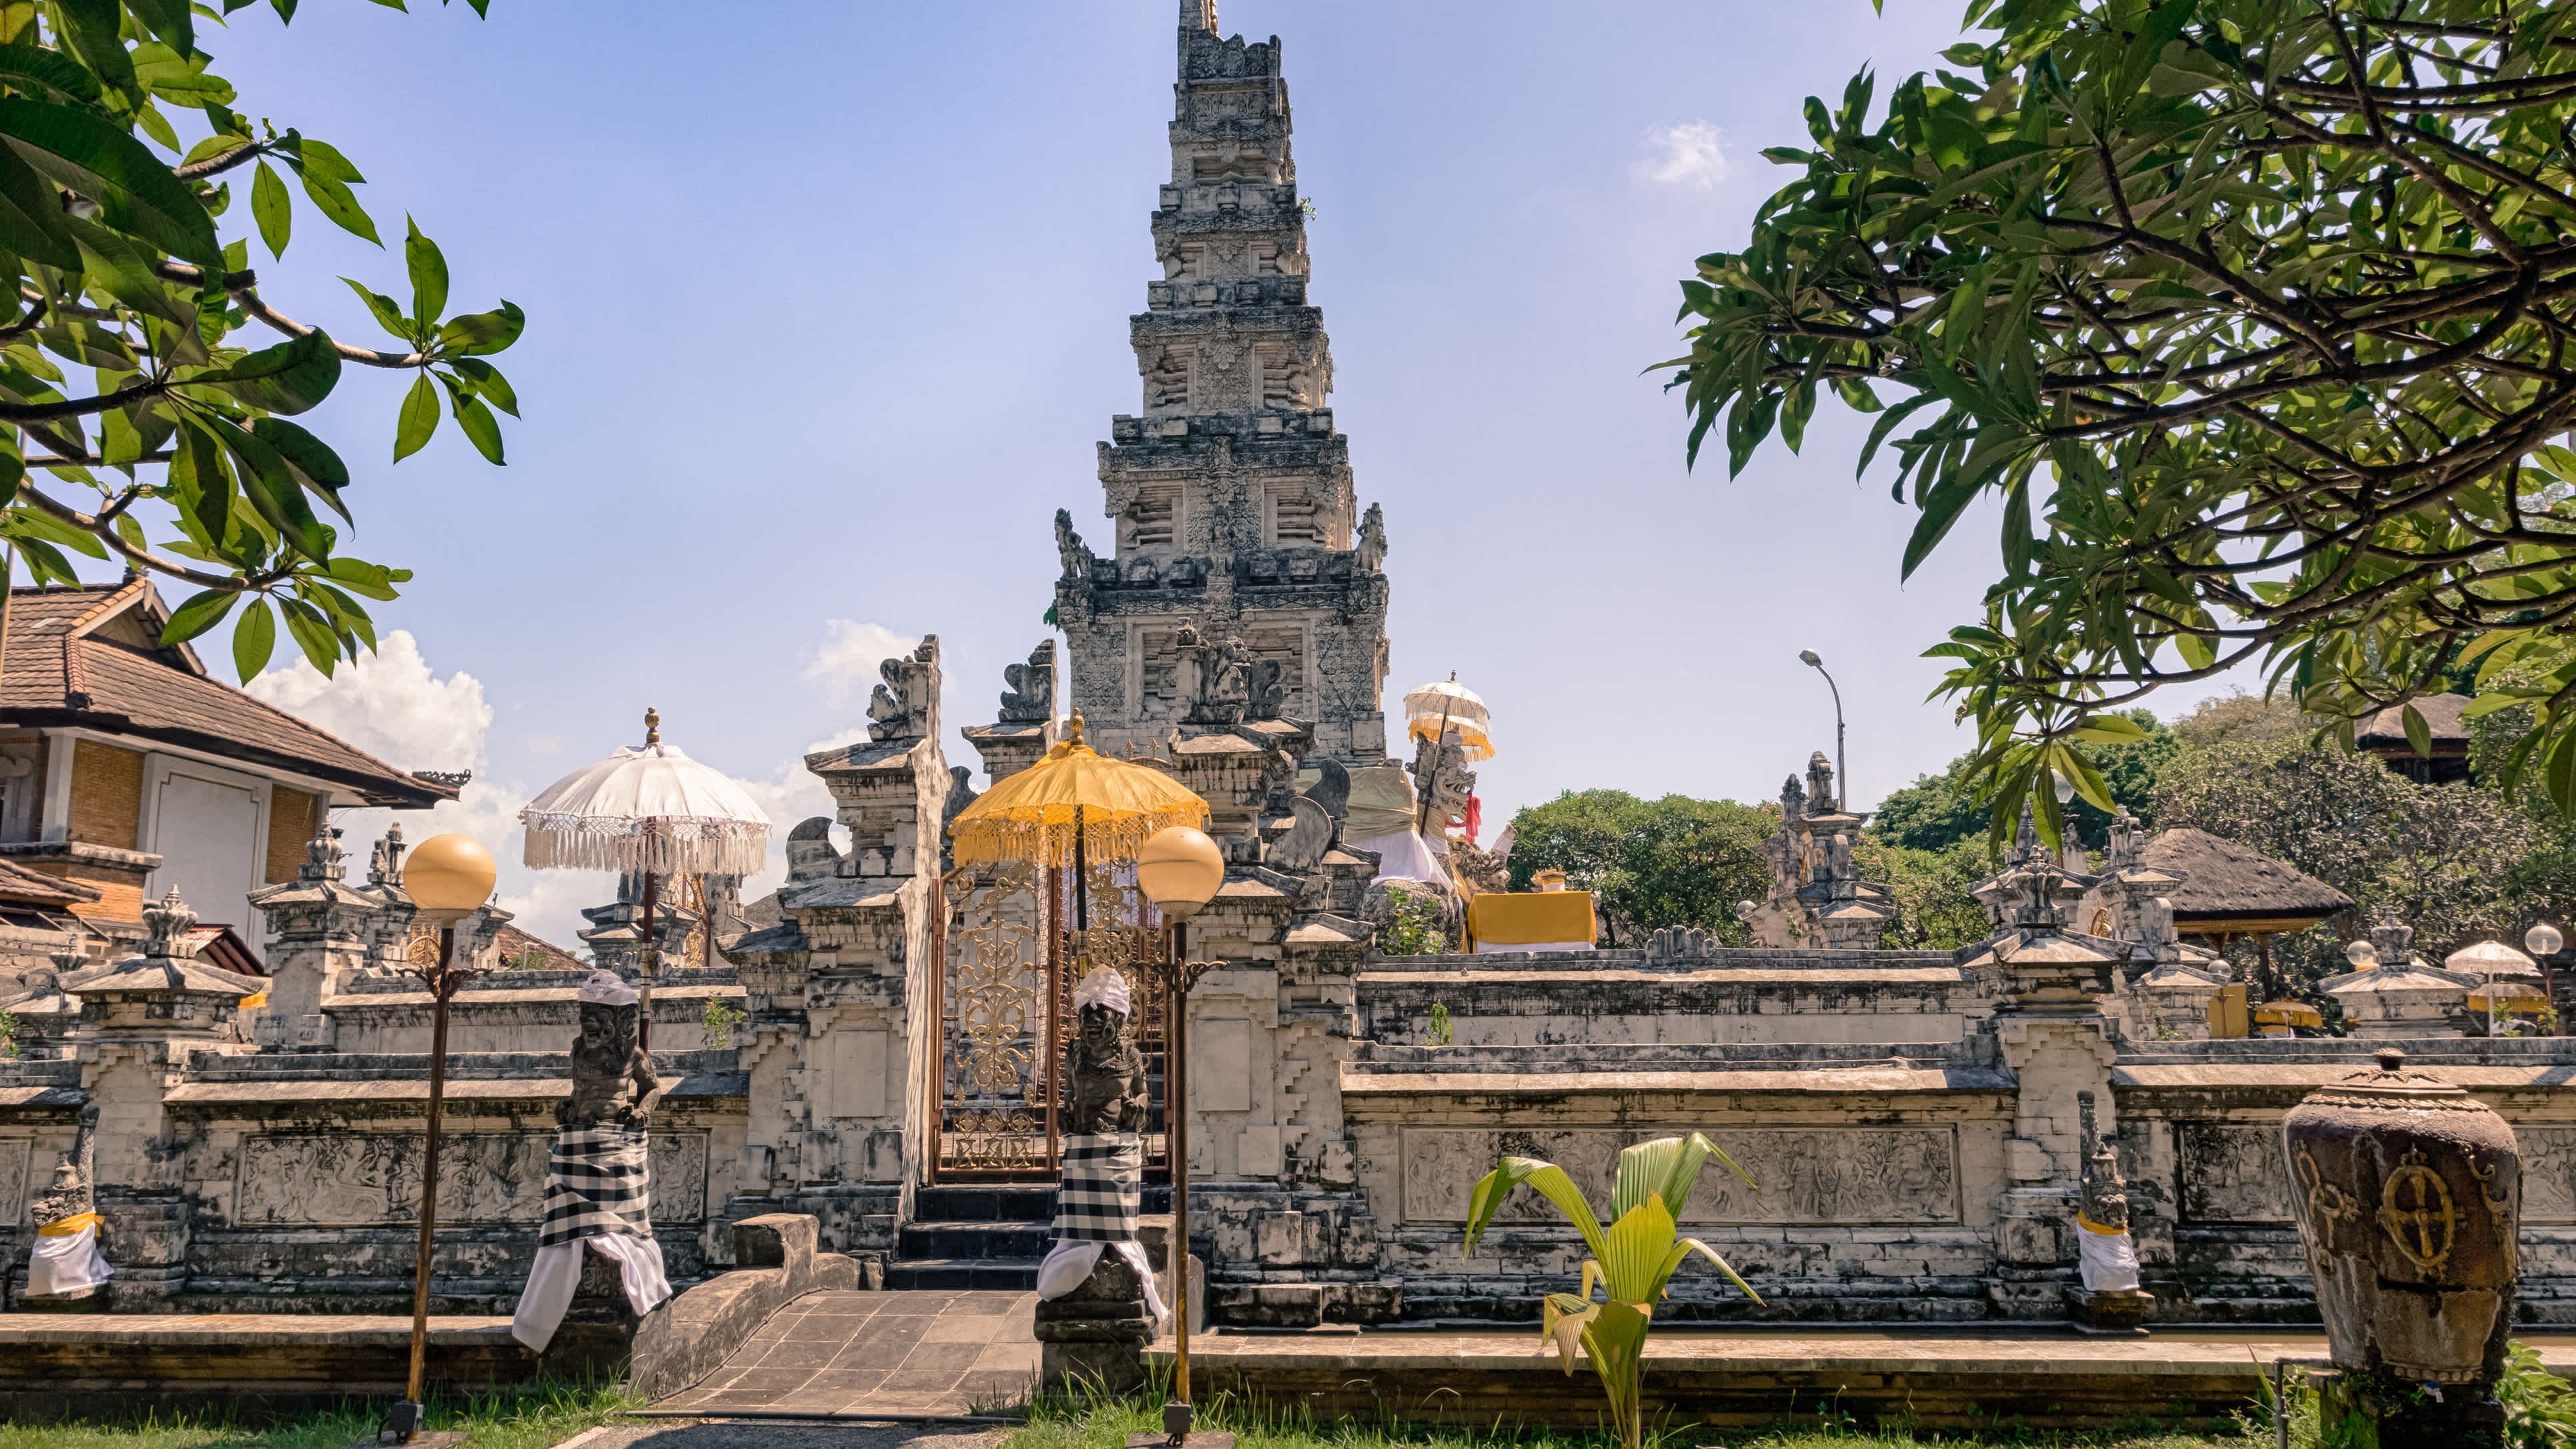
(933, 859), (1169, 1180)
(937, 862), (1049, 1177)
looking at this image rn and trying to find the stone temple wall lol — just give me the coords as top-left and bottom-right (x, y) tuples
(8, 630), (2576, 1328)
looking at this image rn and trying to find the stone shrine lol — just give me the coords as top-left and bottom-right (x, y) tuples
(1053, 1), (1391, 766)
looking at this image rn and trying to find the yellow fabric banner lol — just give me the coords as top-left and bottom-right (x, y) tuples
(39, 1212), (102, 1237)
(1467, 892), (1597, 948)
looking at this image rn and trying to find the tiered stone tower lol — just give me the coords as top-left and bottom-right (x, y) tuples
(1054, 0), (1391, 765)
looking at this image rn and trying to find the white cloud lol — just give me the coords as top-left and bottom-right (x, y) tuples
(247, 621), (894, 958)
(245, 631), (487, 773)
(1636, 121), (1730, 191)
(802, 619), (917, 702)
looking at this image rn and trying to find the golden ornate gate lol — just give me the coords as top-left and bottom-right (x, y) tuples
(932, 861), (1166, 1180)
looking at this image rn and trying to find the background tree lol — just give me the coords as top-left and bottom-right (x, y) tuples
(1673, 0), (2576, 830)
(1505, 790), (1777, 946)
(0, 0), (519, 680)
(1873, 706), (2174, 850)
(2154, 695), (2545, 987)
(1854, 838), (1994, 948)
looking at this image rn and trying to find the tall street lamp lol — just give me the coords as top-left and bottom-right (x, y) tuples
(384, 832), (497, 1446)
(1135, 824), (1226, 1448)
(1799, 650), (1847, 808)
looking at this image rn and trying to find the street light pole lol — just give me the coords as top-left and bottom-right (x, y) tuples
(1135, 825), (1227, 1449)
(383, 834), (497, 1447)
(1799, 650), (1847, 808)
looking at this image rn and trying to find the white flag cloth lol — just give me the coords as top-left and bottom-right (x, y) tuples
(511, 1233), (673, 1352)
(1035, 1238), (1169, 1328)
(2076, 1214), (2141, 1292)
(28, 1214), (111, 1298)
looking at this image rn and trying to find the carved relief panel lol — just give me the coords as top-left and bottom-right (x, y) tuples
(1192, 341), (1254, 412)
(1398, 1126), (1960, 1225)
(230, 1132), (711, 1226)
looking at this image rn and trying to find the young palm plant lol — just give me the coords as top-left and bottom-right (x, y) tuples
(1462, 1132), (1761, 1449)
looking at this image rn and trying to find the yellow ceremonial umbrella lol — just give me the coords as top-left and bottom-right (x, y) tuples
(949, 713), (1209, 930)
(1403, 673), (1495, 762)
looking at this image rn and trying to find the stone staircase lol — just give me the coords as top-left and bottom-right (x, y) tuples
(885, 1184), (1055, 1290)
(885, 1182), (1176, 1293)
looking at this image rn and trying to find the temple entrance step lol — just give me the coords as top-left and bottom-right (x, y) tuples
(881, 1256), (1045, 1290)
(913, 1184), (1055, 1221)
(901, 1218), (1055, 1261)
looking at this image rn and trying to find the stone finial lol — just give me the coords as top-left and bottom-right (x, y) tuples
(1054, 508), (1091, 581)
(2106, 811), (2143, 872)
(370, 822), (407, 889)
(2372, 904), (2416, 966)
(1357, 502), (1387, 575)
(999, 640), (1057, 724)
(1806, 752), (1837, 815)
(301, 825), (346, 884)
(141, 888), (199, 960)
(2139, 896), (2181, 961)
(1183, 0), (1217, 34)
(1780, 774), (1806, 822)
(1243, 657), (1286, 721)
(785, 817), (841, 885)
(867, 636), (941, 744)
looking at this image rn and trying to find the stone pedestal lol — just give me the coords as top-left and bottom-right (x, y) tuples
(1037, 1252), (1155, 1394)
(2067, 1287), (2152, 1335)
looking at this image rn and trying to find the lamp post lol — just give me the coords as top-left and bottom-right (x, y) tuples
(384, 833), (497, 1446)
(1135, 824), (1226, 1448)
(1799, 649), (1847, 809)
(2530, 922), (2565, 1034)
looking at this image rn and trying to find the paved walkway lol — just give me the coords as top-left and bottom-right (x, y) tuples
(563, 1426), (1000, 1449)
(655, 1290), (1037, 1417)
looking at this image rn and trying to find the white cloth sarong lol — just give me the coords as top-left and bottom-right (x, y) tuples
(1035, 1238), (1169, 1328)
(511, 1232), (672, 1351)
(27, 1214), (110, 1298)
(2076, 1214), (2141, 1292)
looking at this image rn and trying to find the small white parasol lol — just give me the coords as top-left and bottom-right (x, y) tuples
(1403, 673), (1494, 762)
(519, 709), (771, 1043)
(521, 709), (770, 878)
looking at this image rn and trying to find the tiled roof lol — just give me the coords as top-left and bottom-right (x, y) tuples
(489, 924), (584, 971)
(0, 855), (98, 906)
(0, 581), (453, 807)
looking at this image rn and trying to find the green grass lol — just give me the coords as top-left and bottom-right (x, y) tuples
(997, 1376), (2261, 1449)
(0, 1380), (635, 1449)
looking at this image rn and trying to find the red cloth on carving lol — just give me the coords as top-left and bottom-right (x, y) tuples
(1463, 794), (1483, 846)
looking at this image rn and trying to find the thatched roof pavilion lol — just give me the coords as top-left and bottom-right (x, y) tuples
(2139, 828), (2355, 940)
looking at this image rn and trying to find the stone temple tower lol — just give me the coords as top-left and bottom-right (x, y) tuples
(1053, 0), (1392, 765)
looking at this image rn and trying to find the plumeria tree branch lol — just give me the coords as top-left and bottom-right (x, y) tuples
(1672, 0), (2576, 832)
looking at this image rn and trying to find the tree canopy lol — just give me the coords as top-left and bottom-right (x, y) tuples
(0, 0), (519, 679)
(1673, 0), (2576, 831)
(1503, 790), (1777, 946)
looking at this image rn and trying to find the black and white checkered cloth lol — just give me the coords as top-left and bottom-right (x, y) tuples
(1053, 1132), (1143, 1243)
(537, 1126), (653, 1248)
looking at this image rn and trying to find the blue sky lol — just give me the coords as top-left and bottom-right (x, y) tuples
(182, 1), (2247, 946)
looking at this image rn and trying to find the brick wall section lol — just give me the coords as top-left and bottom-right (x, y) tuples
(69, 740), (142, 849)
(264, 787), (315, 883)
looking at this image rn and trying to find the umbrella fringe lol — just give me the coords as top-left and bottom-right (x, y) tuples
(520, 813), (771, 878)
(949, 801), (1209, 870)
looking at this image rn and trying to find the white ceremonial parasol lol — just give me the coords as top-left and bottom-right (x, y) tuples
(1403, 673), (1494, 762)
(519, 708), (771, 1042)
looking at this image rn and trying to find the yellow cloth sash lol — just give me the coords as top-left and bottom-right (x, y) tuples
(2075, 1212), (2128, 1236)
(38, 1212), (101, 1237)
